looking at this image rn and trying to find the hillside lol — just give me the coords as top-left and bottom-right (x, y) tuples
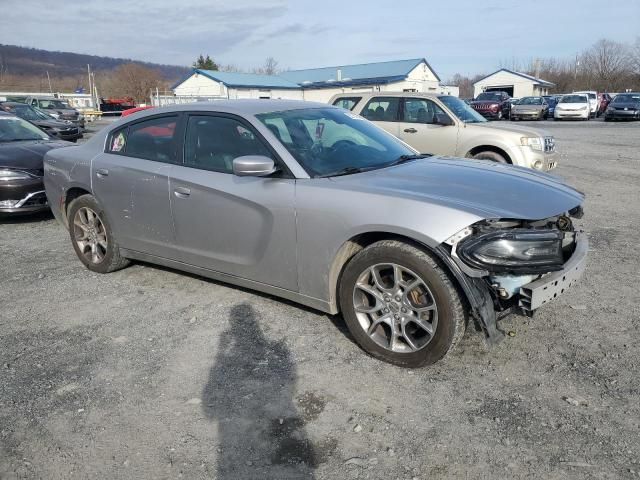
(0, 44), (190, 92)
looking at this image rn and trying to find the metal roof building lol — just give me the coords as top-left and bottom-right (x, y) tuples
(473, 69), (555, 98)
(168, 58), (455, 104)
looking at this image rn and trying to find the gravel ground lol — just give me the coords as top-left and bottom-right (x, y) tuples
(1, 117), (639, 480)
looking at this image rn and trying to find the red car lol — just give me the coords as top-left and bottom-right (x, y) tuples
(121, 106), (154, 117)
(597, 93), (612, 116)
(469, 91), (511, 120)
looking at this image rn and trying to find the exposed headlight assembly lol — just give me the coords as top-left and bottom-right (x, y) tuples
(458, 229), (564, 273)
(520, 136), (543, 151)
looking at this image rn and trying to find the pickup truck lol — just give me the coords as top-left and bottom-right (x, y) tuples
(330, 92), (557, 171)
(24, 96), (85, 129)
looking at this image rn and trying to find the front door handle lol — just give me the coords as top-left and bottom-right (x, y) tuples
(404, 128), (418, 133)
(174, 187), (191, 198)
(96, 168), (109, 178)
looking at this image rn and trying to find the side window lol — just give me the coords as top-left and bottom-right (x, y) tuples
(261, 117), (293, 144)
(125, 116), (178, 163)
(402, 98), (448, 124)
(332, 97), (361, 111)
(184, 115), (272, 174)
(360, 97), (400, 122)
(109, 127), (127, 153)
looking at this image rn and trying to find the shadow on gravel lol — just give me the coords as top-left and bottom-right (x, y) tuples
(202, 303), (317, 480)
(0, 210), (53, 225)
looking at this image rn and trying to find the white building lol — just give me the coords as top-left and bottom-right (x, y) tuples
(166, 58), (456, 105)
(473, 69), (555, 98)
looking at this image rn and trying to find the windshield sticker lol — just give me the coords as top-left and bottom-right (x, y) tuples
(315, 122), (325, 139)
(111, 132), (126, 152)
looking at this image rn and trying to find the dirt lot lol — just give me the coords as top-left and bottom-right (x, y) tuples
(1, 117), (639, 480)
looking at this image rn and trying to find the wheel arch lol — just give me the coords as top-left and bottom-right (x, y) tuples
(328, 231), (466, 314)
(328, 230), (500, 343)
(62, 186), (92, 227)
(466, 145), (512, 164)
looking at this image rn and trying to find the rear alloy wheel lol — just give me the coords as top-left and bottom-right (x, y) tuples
(497, 110), (503, 120)
(68, 195), (129, 274)
(339, 240), (466, 367)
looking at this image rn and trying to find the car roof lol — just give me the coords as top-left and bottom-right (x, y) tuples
(129, 99), (333, 117)
(332, 91), (443, 100)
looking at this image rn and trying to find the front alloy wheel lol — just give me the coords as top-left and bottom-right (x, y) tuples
(353, 263), (438, 353)
(339, 240), (466, 367)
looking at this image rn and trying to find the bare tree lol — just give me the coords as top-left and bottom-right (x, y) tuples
(99, 63), (165, 103)
(252, 57), (279, 75)
(580, 39), (631, 91)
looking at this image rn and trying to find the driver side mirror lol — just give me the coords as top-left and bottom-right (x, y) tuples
(434, 113), (454, 126)
(232, 155), (277, 177)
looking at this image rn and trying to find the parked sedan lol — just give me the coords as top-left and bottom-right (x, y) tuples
(604, 93), (640, 121)
(510, 97), (549, 121)
(0, 102), (83, 142)
(0, 111), (69, 214)
(554, 94), (590, 121)
(44, 100), (587, 367)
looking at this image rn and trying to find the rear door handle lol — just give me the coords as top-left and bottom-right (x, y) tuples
(404, 128), (418, 133)
(96, 168), (109, 178)
(174, 187), (191, 198)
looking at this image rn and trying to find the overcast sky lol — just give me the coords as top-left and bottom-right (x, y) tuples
(1, 0), (638, 80)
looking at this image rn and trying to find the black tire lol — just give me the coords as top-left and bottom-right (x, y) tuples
(339, 240), (467, 368)
(67, 194), (130, 274)
(472, 150), (508, 164)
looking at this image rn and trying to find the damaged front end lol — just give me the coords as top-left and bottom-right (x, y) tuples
(437, 206), (588, 344)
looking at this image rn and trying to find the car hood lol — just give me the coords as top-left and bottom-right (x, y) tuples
(610, 102), (640, 109)
(469, 121), (551, 137)
(512, 104), (543, 111)
(330, 157), (583, 220)
(470, 100), (500, 106)
(0, 140), (69, 171)
(33, 119), (74, 129)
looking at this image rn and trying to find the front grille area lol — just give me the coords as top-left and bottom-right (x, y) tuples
(60, 127), (79, 135)
(544, 136), (555, 153)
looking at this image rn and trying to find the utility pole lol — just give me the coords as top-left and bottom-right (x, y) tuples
(46, 71), (53, 94)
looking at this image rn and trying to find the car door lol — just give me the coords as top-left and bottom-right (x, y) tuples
(357, 97), (401, 138)
(396, 97), (459, 156)
(169, 113), (298, 291)
(92, 114), (180, 259)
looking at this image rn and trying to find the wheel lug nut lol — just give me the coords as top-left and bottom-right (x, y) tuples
(395, 296), (401, 302)
(401, 307), (407, 313)
(383, 308), (389, 313)
(394, 314), (399, 319)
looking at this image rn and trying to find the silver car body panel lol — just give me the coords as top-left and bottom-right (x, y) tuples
(44, 100), (584, 316)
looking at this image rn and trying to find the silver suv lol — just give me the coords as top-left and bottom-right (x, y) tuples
(330, 93), (557, 171)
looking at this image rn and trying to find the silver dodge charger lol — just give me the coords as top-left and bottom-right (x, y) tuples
(44, 100), (588, 367)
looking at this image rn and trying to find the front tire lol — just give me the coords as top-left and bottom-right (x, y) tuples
(339, 240), (466, 367)
(472, 150), (508, 164)
(67, 194), (130, 274)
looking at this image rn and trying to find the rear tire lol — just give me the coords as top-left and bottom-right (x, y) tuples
(339, 240), (466, 368)
(67, 194), (130, 274)
(472, 151), (508, 164)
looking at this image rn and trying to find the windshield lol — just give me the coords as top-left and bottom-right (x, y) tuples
(256, 108), (416, 177)
(0, 116), (49, 142)
(518, 97), (543, 105)
(39, 99), (71, 109)
(543, 97), (557, 106)
(438, 95), (486, 123)
(8, 104), (49, 121)
(612, 94), (640, 104)
(559, 95), (587, 104)
(476, 92), (504, 101)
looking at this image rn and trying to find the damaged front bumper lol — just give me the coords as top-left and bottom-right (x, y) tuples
(519, 231), (588, 314)
(440, 220), (588, 345)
